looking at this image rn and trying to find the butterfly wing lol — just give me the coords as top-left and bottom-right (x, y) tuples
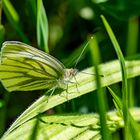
(0, 41), (65, 91)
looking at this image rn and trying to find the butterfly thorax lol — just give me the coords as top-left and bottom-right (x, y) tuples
(57, 68), (78, 89)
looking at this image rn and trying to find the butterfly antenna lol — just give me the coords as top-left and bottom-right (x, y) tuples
(80, 71), (104, 77)
(74, 41), (89, 68)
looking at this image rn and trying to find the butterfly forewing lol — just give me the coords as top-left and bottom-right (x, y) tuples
(0, 41), (66, 91)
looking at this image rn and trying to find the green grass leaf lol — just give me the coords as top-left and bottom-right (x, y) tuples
(89, 36), (111, 140)
(37, 0), (49, 52)
(107, 87), (140, 139)
(1, 108), (140, 140)
(101, 15), (129, 139)
(2, 0), (29, 43)
(2, 59), (140, 138)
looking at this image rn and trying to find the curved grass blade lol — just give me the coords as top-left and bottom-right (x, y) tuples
(101, 15), (129, 139)
(89, 36), (111, 140)
(2, 59), (140, 138)
(2, 0), (29, 43)
(1, 108), (140, 140)
(37, 0), (49, 52)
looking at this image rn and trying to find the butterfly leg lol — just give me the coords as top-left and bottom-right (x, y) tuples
(75, 83), (80, 93)
(45, 87), (57, 102)
(59, 86), (69, 101)
(73, 76), (80, 93)
(58, 83), (71, 101)
(65, 84), (70, 100)
(66, 77), (80, 94)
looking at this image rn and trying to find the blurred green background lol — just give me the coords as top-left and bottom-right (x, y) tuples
(0, 0), (140, 137)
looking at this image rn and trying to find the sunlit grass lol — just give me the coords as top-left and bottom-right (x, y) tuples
(0, 0), (140, 140)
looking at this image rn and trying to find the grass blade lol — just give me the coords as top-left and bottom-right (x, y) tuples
(89, 36), (111, 140)
(2, 0), (29, 43)
(126, 16), (139, 107)
(107, 86), (140, 139)
(101, 15), (129, 140)
(2, 59), (140, 138)
(0, 1), (5, 45)
(1, 108), (140, 140)
(37, 0), (49, 52)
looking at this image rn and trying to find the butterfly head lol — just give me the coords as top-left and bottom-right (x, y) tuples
(57, 68), (78, 89)
(65, 68), (78, 78)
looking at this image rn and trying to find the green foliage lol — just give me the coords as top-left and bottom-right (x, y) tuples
(2, 59), (140, 139)
(0, 0), (140, 140)
(101, 15), (129, 139)
(107, 87), (140, 139)
(89, 36), (111, 139)
(2, 0), (29, 43)
(93, 0), (140, 20)
(37, 0), (49, 52)
(1, 109), (140, 140)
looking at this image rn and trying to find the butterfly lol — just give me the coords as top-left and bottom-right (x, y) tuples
(0, 41), (78, 92)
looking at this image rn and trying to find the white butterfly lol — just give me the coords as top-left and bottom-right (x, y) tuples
(0, 41), (78, 92)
